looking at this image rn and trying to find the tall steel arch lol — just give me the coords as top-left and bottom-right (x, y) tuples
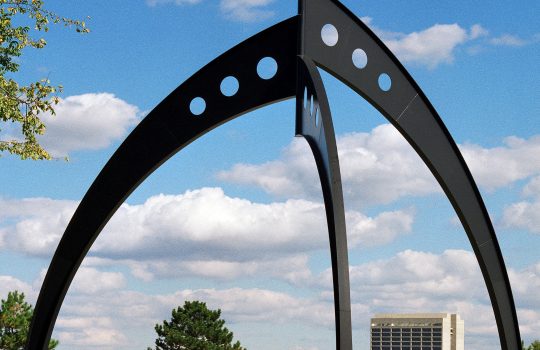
(27, 1), (521, 349)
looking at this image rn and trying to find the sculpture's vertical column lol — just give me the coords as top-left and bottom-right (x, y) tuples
(299, 1), (521, 348)
(296, 55), (353, 350)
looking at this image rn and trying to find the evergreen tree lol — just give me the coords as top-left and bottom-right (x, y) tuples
(528, 340), (540, 350)
(148, 301), (245, 350)
(0, 291), (58, 349)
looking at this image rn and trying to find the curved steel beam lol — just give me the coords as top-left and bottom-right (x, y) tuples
(28, 1), (521, 349)
(300, 0), (521, 349)
(26, 16), (299, 350)
(296, 55), (352, 350)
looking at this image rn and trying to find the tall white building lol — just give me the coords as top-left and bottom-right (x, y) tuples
(370, 313), (464, 350)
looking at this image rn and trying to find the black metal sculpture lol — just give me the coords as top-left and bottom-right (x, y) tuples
(26, 1), (521, 349)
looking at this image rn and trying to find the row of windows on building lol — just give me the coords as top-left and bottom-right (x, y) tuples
(371, 347), (442, 350)
(372, 327), (443, 350)
(372, 327), (443, 334)
(372, 336), (443, 341)
(372, 340), (443, 344)
(371, 341), (443, 346)
(372, 336), (443, 340)
(370, 313), (464, 350)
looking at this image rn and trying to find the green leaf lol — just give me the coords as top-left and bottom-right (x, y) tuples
(0, 0), (90, 160)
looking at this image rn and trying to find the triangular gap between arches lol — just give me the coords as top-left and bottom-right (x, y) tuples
(53, 98), (340, 349)
(320, 68), (500, 350)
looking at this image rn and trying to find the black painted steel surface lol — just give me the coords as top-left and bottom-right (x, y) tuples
(26, 16), (299, 349)
(300, 1), (521, 349)
(26, 1), (521, 349)
(297, 56), (352, 350)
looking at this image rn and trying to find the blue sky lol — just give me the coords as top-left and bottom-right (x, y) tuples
(1, 0), (539, 349)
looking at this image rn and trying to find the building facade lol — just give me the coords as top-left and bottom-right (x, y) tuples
(370, 313), (464, 350)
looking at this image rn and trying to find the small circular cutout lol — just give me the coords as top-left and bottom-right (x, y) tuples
(220, 76), (239, 97)
(257, 57), (278, 80)
(352, 48), (368, 69)
(190, 97), (206, 115)
(321, 24), (339, 46)
(378, 73), (392, 91)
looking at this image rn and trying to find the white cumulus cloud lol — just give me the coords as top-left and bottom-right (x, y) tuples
(145, 0), (275, 22)
(33, 266), (126, 295)
(361, 18), (533, 68)
(218, 124), (441, 206)
(220, 0), (275, 22)
(502, 200), (540, 234)
(318, 248), (540, 344)
(66, 250), (539, 350)
(49, 286), (335, 349)
(469, 24), (489, 39)
(122, 254), (314, 285)
(490, 34), (528, 47)
(0, 197), (78, 256)
(93, 187), (411, 260)
(383, 23), (469, 69)
(219, 125), (540, 206)
(359, 19), (490, 69)
(38, 93), (140, 157)
(461, 135), (540, 191)
(523, 176), (540, 198)
(0, 188), (413, 283)
(0, 275), (33, 299)
(5, 248), (540, 350)
(501, 176), (540, 234)
(56, 318), (128, 348)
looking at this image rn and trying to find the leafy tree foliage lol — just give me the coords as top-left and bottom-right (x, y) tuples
(0, 291), (58, 349)
(527, 340), (540, 350)
(148, 300), (246, 350)
(0, 0), (88, 159)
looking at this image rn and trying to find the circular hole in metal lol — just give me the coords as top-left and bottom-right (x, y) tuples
(321, 24), (339, 46)
(352, 48), (368, 69)
(257, 57), (278, 80)
(378, 73), (392, 91)
(190, 97), (206, 115)
(220, 76), (239, 97)
(310, 95), (315, 116)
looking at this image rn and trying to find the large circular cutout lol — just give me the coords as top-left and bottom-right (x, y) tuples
(257, 57), (278, 80)
(352, 48), (368, 69)
(189, 97), (206, 115)
(321, 24), (339, 46)
(378, 73), (392, 92)
(220, 76), (239, 97)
